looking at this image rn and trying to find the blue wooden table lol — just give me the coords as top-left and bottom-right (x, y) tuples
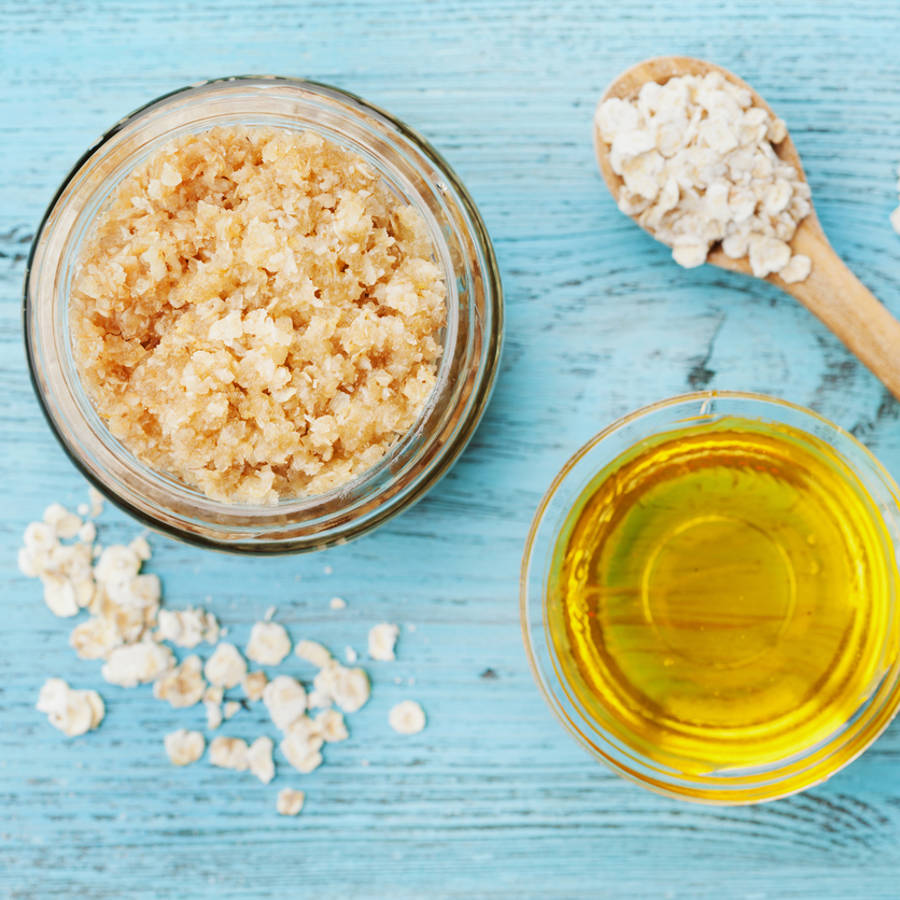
(4, 1), (900, 896)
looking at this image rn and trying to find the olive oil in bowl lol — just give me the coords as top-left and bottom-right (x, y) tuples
(523, 394), (900, 802)
(549, 416), (896, 775)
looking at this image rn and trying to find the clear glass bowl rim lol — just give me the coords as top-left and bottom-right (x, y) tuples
(520, 389), (900, 804)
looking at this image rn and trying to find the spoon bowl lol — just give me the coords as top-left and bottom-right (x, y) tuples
(594, 56), (900, 402)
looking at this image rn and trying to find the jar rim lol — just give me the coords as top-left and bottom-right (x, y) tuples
(24, 76), (503, 552)
(520, 390), (900, 804)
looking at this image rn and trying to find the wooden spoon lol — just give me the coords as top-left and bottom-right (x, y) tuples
(594, 56), (900, 401)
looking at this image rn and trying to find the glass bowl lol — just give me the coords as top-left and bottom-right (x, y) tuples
(521, 391), (900, 804)
(24, 76), (502, 553)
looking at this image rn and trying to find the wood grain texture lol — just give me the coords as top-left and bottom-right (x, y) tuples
(3, 0), (900, 896)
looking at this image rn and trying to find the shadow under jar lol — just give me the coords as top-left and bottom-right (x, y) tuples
(25, 77), (502, 553)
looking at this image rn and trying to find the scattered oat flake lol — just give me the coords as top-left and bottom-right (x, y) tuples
(315, 708), (349, 743)
(19, 520), (96, 618)
(94, 544), (141, 586)
(389, 700), (426, 735)
(312, 660), (370, 714)
(280, 730), (324, 774)
(88, 487), (104, 518)
(246, 621), (292, 666)
(295, 639), (332, 668)
(205, 700), (223, 730)
(264, 606), (276, 621)
(22, 495), (408, 815)
(204, 685), (224, 729)
(157, 607), (219, 648)
(368, 623), (399, 661)
(306, 688), (331, 710)
(153, 655), (206, 708)
(44, 503), (82, 539)
(70, 616), (122, 660)
(243, 670), (268, 702)
(22, 521), (54, 557)
(277, 788), (305, 816)
(20, 507), (170, 686)
(263, 675), (308, 731)
(330, 596), (346, 610)
(129, 535), (152, 561)
(248, 736), (275, 784)
(102, 640), (174, 687)
(209, 736), (250, 771)
(204, 642), (247, 688)
(204, 685), (224, 705)
(164, 729), (205, 766)
(36, 678), (104, 737)
(323, 565), (333, 576)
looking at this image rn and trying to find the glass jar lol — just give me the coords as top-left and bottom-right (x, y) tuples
(25, 77), (502, 553)
(521, 391), (900, 804)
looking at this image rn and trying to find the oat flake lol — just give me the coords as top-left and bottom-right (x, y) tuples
(242, 670), (268, 703)
(164, 729), (205, 766)
(263, 675), (308, 731)
(204, 642), (247, 689)
(595, 71), (813, 282)
(36, 678), (105, 737)
(315, 708), (349, 743)
(157, 607), (219, 648)
(209, 736), (250, 771)
(280, 722), (324, 775)
(312, 660), (370, 714)
(246, 621), (292, 666)
(276, 788), (305, 816)
(295, 639), (332, 668)
(389, 700), (426, 735)
(368, 623), (399, 661)
(248, 736), (275, 784)
(153, 655), (206, 708)
(102, 640), (174, 688)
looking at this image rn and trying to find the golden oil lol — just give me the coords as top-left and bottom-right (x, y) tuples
(548, 417), (898, 775)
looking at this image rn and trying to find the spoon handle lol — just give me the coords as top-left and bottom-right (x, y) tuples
(782, 228), (900, 402)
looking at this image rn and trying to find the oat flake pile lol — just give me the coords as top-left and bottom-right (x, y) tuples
(595, 71), (813, 282)
(20, 491), (427, 816)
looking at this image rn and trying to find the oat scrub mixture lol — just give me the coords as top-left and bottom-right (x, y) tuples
(70, 127), (447, 503)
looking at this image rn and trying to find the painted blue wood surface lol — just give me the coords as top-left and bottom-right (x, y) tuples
(4, 0), (900, 896)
